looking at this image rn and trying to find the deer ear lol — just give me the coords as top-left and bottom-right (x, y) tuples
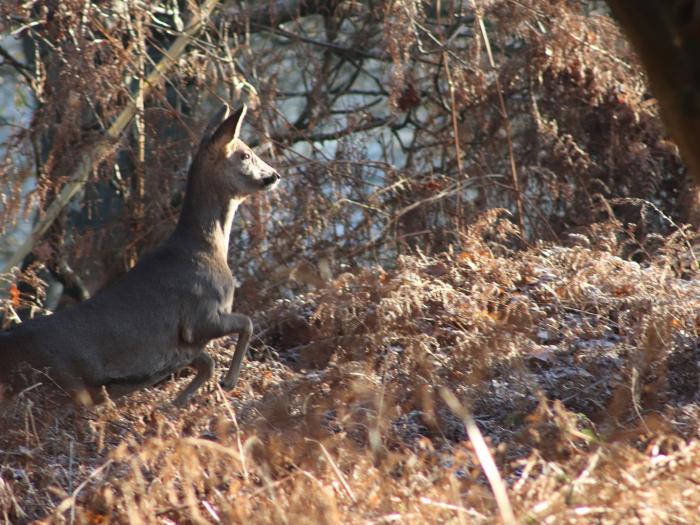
(209, 104), (247, 151)
(202, 104), (230, 142)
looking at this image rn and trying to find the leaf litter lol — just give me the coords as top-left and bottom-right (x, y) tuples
(2, 212), (700, 523)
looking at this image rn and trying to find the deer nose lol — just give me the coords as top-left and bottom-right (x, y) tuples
(262, 170), (280, 187)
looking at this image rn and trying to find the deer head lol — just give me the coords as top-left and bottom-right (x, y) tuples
(196, 104), (280, 198)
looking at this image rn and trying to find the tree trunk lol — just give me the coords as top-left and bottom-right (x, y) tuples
(606, 0), (700, 221)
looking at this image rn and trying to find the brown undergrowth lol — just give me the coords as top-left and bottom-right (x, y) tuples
(3, 212), (700, 523)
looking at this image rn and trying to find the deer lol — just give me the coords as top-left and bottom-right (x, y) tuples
(0, 103), (280, 407)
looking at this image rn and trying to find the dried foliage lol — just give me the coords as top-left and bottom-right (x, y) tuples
(0, 0), (689, 291)
(3, 214), (700, 523)
(1, 0), (700, 523)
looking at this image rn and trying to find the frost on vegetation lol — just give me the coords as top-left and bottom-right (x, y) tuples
(4, 215), (700, 523)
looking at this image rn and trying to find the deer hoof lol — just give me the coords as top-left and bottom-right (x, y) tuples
(172, 394), (191, 407)
(220, 378), (238, 391)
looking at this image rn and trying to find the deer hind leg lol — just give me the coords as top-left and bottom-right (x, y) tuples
(219, 313), (253, 390)
(173, 352), (215, 407)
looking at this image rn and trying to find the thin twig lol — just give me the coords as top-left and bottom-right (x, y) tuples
(440, 388), (517, 525)
(0, 44), (35, 87)
(473, 0), (525, 236)
(305, 438), (357, 503)
(609, 197), (699, 270)
(216, 381), (249, 480)
(54, 459), (114, 517)
(442, 51), (465, 230)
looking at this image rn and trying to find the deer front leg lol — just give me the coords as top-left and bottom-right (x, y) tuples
(219, 313), (253, 390)
(188, 312), (253, 392)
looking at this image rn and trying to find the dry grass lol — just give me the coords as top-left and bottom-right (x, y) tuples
(3, 212), (700, 524)
(2, 2), (700, 523)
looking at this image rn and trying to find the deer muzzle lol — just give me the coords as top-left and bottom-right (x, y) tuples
(262, 171), (281, 189)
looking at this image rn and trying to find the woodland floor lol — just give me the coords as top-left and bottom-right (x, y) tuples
(3, 214), (700, 524)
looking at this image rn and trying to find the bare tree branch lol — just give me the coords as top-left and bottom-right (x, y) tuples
(221, 0), (339, 27)
(271, 116), (392, 147)
(2, 0), (222, 274)
(0, 44), (34, 87)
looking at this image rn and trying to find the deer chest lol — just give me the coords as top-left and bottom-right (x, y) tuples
(193, 264), (235, 309)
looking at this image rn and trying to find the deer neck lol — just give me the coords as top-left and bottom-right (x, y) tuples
(173, 169), (243, 259)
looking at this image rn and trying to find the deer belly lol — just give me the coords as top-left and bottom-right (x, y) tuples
(96, 333), (202, 387)
(152, 344), (203, 377)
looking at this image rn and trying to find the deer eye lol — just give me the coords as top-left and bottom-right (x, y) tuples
(240, 152), (250, 161)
